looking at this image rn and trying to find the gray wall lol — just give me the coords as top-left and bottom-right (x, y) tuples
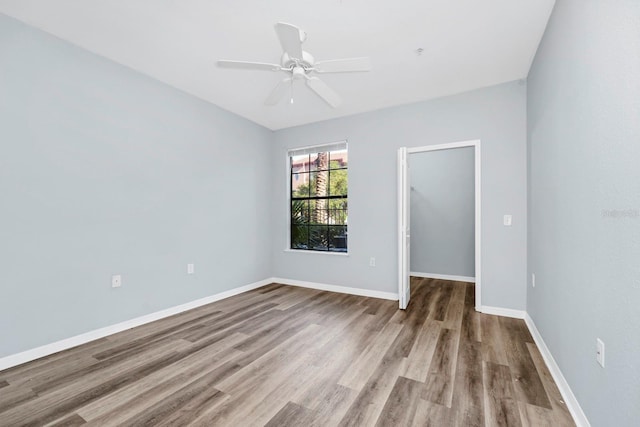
(527, 1), (640, 425)
(409, 147), (475, 277)
(0, 15), (273, 358)
(272, 81), (527, 310)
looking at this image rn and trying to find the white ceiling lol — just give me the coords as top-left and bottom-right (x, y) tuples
(0, 0), (555, 130)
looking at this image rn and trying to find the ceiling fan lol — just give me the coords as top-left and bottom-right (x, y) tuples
(218, 22), (371, 108)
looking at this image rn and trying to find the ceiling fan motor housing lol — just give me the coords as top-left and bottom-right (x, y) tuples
(281, 51), (315, 71)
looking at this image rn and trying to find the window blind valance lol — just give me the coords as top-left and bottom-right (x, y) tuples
(287, 141), (347, 157)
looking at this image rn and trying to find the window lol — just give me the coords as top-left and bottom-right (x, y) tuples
(289, 142), (348, 252)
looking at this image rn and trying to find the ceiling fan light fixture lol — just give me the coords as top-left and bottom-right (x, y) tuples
(292, 66), (306, 80)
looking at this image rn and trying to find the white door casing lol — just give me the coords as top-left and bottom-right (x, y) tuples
(398, 140), (482, 311)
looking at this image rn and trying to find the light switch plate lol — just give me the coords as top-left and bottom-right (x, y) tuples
(503, 214), (513, 226)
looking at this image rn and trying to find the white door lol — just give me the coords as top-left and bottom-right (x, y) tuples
(398, 147), (410, 309)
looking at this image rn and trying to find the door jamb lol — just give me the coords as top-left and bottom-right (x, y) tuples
(400, 139), (482, 311)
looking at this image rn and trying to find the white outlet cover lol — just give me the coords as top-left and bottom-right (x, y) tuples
(503, 214), (513, 226)
(187, 263), (195, 274)
(111, 274), (122, 288)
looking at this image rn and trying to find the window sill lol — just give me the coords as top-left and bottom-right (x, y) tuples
(284, 249), (349, 257)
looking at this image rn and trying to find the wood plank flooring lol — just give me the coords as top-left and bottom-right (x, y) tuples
(0, 278), (575, 426)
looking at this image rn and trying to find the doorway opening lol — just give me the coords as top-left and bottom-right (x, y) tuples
(398, 140), (481, 311)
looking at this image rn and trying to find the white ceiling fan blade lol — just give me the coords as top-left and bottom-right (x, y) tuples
(275, 22), (304, 60)
(218, 60), (281, 71)
(265, 78), (292, 105)
(306, 77), (342, 108)
(314, 57), (371, 73)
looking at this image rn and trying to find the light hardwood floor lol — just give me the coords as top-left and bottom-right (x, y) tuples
(0, 278), (574, 426)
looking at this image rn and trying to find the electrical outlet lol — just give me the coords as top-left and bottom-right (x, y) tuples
(596, 338), (605, 368)
(532, 273), (536, 288)
(187, 263), (195, 275)
(369, 257), (376, 267)
(503, 214), (513, 226)
(111, 274), (122, 288)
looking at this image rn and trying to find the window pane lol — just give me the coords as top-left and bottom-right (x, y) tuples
(291, 200), (309, 224)
(310, 171), (329, 198)
(309, 153), (319, 171)
(310, 200), (328, 225)
(328, 199), (348, 225)
(309, 226), (328, 250)
(291, 172), (310, 198)
(291, 154), (310, 173)
(310, 151), (330, 172)
(329, 226), (348, 251)
(329, 149), (348, 169)
(291, 224), (309, 249)
(329, 169), (348, 196)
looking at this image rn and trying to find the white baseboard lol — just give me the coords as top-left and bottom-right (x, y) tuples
(0, 278), (273, 371)
(271, 277), (399, 301)
(410, 272), (476, 283)
(524, 314), (590, 427)
(480, 305), (526, 319)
